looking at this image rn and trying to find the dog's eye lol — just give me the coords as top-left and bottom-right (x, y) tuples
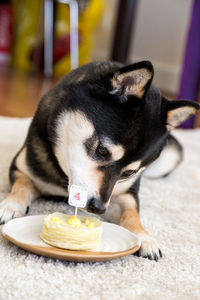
(121, 169), (137, 178)
(97, 145), (109, 157)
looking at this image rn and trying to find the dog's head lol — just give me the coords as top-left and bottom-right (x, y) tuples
(53, 61), (199, 214)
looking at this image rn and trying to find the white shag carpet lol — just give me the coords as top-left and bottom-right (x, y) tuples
(0, 116), (200, 300)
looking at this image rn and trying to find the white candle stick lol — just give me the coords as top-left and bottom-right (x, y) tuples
(75, 206), (78, 218)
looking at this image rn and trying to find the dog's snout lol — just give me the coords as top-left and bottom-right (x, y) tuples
(87, 198), (106, 214)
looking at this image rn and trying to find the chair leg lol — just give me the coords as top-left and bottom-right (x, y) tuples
(57, 0), (79, 70)
(44, 0), (54, 77)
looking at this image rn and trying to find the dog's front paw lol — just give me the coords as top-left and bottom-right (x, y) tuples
(0, 196), (29, 225)
(135, 233), (162, 261)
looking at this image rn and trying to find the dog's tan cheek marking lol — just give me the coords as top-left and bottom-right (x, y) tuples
(112, 166), (145, 196)
(112, 177), (136, 196)
(122, 160), (141, 173)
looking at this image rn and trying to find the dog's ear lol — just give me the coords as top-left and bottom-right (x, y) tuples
(163, 98), (200, 130)
(109, 61), (154, 102)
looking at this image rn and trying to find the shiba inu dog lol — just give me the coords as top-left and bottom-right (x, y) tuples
(0, 61), (199, 261)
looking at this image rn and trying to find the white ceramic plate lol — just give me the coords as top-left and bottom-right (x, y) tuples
(2, 215), (140, 262)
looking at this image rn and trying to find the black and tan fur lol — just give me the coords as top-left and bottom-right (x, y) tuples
(0, 61), (199, 261)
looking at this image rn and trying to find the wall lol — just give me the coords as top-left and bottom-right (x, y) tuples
(92, 0), (193, 95)
(129, 0), (193, 94)
(91, 0), (118, 61)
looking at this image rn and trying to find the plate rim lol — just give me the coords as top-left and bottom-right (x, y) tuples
(1, 215), (141, 262)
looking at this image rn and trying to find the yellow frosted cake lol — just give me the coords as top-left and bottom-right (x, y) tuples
(40, 212), (102, 250)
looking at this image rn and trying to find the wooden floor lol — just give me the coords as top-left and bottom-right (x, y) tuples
(0, 67), (59, 117)
(0, 67), (199, 126)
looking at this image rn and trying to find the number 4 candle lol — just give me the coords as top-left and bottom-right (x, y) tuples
(68, 185), (88, 218)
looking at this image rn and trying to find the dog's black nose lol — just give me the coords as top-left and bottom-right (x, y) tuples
(87, 198), (106, 214)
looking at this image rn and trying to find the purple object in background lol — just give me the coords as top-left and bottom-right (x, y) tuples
(177, 0), (200, 128)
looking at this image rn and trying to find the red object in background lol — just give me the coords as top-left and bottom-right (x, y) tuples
(0, 3), (12, 65)
(31, 33), (82, 70)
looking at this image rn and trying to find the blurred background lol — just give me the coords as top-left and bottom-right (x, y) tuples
(0, 0), (199, 127)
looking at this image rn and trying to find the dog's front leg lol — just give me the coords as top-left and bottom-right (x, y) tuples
(106, 192), (162, 261)
(0, 170), (39, 224)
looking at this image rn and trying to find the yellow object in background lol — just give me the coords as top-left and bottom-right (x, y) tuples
(11, 0), (104, 75)
(11, 0), (42, 71)
(54, 0), (104, 76)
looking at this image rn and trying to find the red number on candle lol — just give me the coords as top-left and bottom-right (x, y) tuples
(74, 193), (80, 201)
